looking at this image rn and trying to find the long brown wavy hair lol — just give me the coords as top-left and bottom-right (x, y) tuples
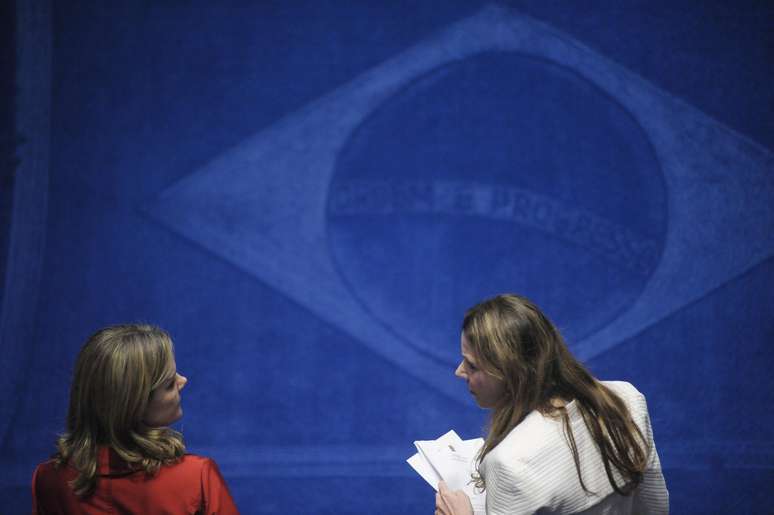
(463, 294), (647, 495)
(54, 324), (186, 497)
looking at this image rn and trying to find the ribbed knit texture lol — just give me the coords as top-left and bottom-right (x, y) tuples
(480, 381), (668, 515)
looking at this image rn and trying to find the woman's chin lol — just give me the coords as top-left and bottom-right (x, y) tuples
(471, 394), (487, 408)
(474, 396), (497, 409)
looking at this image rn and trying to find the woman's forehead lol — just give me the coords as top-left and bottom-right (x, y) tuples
(161, 355), (177, 377)
(460, 334), (476, 358)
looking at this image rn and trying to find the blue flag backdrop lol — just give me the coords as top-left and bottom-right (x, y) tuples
(1, 1), (773, 513)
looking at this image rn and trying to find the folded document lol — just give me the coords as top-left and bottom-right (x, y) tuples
(406, 430), (486, 513)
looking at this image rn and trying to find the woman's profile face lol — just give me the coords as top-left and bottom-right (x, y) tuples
(143, 358), (187, 427)
(455, 333), (504, 408)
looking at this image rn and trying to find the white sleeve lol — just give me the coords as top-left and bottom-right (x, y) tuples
(484, 458), (548, 515)
(631, 392), (670, 515)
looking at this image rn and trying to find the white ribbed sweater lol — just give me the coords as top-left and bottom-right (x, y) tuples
(479, 381), (669, 515)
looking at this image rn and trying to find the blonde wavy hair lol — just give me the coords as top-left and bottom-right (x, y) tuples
(463, 294), (647, 495)
(54, 324), (185, 497)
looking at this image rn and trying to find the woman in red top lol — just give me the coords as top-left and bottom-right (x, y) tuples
(32, 324), (239, 514)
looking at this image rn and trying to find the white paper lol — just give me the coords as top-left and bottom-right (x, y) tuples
(414, 429), (464, 487)
(406, 430), (487, 514)
(406, 451), (441, 488)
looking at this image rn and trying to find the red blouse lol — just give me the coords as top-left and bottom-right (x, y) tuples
(32, 447), (239, 514)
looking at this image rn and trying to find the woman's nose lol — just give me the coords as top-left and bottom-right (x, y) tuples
(454, 362), (465, 379)
(177, 373), (188, 390)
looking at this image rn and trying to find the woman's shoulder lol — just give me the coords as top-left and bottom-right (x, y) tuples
(179, 453), (215, 465)
(162, 453), (229, 482)
(33, 453), (219, 481)
(599, 380), (654, 440)
(600, 380), (649, 412)
(480, 412), (588, 512)
(33, 453), (233, 513)
(484, 410), (560, 466)
(33, 458), (58, 472)
(33, 457), (76, 482)
(600, 380), (642, 397)
(167, 453), (221, 474)
(32, 458), (78, 504)
(33, 458), (64, 483)
(484, 381), (650, 469)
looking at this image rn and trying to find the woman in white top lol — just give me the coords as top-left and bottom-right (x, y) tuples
(435, 294), (669, 515)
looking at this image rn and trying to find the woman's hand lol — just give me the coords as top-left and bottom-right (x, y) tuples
(435, 481), (473, 515)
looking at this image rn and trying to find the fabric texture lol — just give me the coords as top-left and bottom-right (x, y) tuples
(480, 381), (668, 515)
(32, 447), (239, 514)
